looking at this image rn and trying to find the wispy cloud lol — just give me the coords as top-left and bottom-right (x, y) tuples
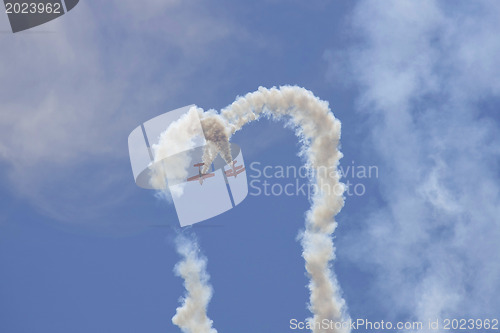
(327, 0), (500, 323)
(0, 1), (259, 227)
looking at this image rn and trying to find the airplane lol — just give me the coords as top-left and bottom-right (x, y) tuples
(225, 160), (246, 178)
(187, 163), (215, 185)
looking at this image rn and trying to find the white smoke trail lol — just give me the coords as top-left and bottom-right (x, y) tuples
(200, 86), (349, 333)
(199, 111), (234, 174)
(149, 108), (221, 333)
(150, 106), (205, 197)
(153, 85), (348, 333)
(172, 233), (218, 333)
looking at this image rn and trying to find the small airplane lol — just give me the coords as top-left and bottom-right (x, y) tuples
(187, 163), (215, 185)
(225, 160), (246, 178)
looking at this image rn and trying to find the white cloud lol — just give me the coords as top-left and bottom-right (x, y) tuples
(328, 0), (500, 323)
(0, 1), (256, 229)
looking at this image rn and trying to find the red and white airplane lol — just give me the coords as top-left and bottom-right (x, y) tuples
(225, 160), (245, 178)
(187, 163), (215, 185)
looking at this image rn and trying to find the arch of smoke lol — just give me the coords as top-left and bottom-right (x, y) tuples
(154, 86), (350, 333)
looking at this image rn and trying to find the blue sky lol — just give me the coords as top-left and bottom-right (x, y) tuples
(1, 1), (500, 332)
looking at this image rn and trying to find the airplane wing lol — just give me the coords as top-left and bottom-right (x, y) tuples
(188, 172), (214, 182)
(202, 173), (215, 179)
(187, 175), (200, 182)
(225, 167), (245, 178)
